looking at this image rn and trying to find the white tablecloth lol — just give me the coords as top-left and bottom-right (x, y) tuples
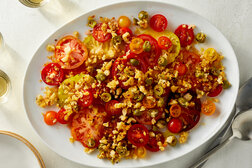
(0, 0), (252, 167)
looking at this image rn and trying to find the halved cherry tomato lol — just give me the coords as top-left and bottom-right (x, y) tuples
(167, 118), (183, 133)
(157, 36), (172, 50)
(175, 62), (187, 76)
(127, 124), (149, 147)
(149, 14), (168, 32)
(137, 34), (161, 67)
(92, 23), (112, 42)
(135, 108), (163, 125)
(57, 108), (73, 124)
(130, 38), (144, 54)
(117, 27), (133, 36)
(145, 131), (165, 152)
(174, 24), (194, 47)
(55, 35), (88, 69)
(41, 63), (64, 86)
(170, 104), (182, 118)
(71, 107), (107, 148)
(134, 146), (147, 158)
(77, 90), (93, 107)
(142, 97), (157, 109)
(208, 84), (223, 97)
(201, 99), (216, 116)
(105, 100), (122, 116)
(43, 111), (57, 125)
(118, 16), (131, 28)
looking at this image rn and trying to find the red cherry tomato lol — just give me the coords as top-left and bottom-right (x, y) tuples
(105, 100), (122, 116)
(175, 62), (187, 76)
(174, 24), (195, 47)
(157, 36), (172, 50)
(117, 27), (133, 36)
(135, 108), (163, 125)
(137, 34), (161, 67)
(71, 107), (106, 148)
(43, 111), (57, 125)
(167, 118), (183, 133)
(127, 124), (149, 147)
(41, 63), (64, 86)
(208, 84), (223, 97)
(55, 35), (88, 69)
(145, 131), (164, 152)
(57, 108), (73, 124)
(149, 14), (168, 32)
(92, 23), (112, 42)
(78, 90), (93, 107)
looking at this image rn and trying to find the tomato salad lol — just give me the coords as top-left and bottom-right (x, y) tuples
(36, 11), (231, 163)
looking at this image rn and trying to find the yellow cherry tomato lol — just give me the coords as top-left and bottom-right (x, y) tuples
(201, 99), (216, 116)
(129, 38), (144, 54)
(203, 48), (219, 62)
(134, 146), (147, 158)
(118, 16), (131, 28)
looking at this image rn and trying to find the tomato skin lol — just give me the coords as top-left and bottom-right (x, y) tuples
(55, 35), (88, 69)
(127, 124), (149, 147)
(135, 108), (163, 125)
(77, 90), (93, 107)
(175, 62), (187, 76)
(208, 84), (223, 97)
(158, 36), (172, 50)
(118, 16), (131, 28)
(117, 27), (133, 36)
(145, 131), (164, 152)
(44, 111), (57, 125)
(105, 100), (122, 116)
(130, 38), (144, 54)
(150, 14), (168, 32)
(41, 63), (64, 86)
(57, 108), (73, 124)
(174, 24), (194, 47)
(167, 118), (183, 133)
(92, 23), (112, 42)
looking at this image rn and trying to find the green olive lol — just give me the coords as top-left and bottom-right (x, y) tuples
(143, 41), (151, 52)
(96, 72), (106, 81)
(152, 126), (159, 132)
(158, 57), (168, 66)
(112, 36), (122, 45)
(178, 97), (188, 106)
(154, 85), (164, 97)
(129, 58), (139, 66)
(88, 20), (97, 28)
(138, 11), (148, 20)
(100, 93), (112, 102)
(87, 138), (96, 148)
(134, 93), (144, 102)
(145, 77), (153, 86)
(133, 109), (142, 116)
(196, 32), (206, 43)
(133, 18), (139, 25)
(223, 79), (231, 89)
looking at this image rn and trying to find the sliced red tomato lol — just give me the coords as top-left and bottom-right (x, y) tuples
(167, 118), (183, 133)
(57, 108), (73, 124)
(43, 111), (57, 125)
(149, 14), (168, 32)
(137, 34), (161, 67)
(92, 23), (112, 42)
(41, 63), (64, 86)
(158, 36), (172, 50)
(71, 107), (107, 148)
(135, 108), (163, 125)
(105, 100), (122, 116)
(127, 124), (149, 147)
(145, 131), (165, 152)
(55, 35), (88, 69)
(78, 90), (93, 107)
(174, 24), (194, 47)
(208, 84), (223, 97)
(181, 50), (200, 74)
(175, 62), (187, 76)
(117, 27), (133, 36)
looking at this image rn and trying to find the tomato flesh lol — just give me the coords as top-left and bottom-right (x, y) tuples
(174, 24), (194, 47)
(44, 111), (57, 125)
(127, 124), (149, 147)
(41, 63), (64, 86)
(208, 84), (223, 97)
(150, 14), (168, 32)
(105, 100), (122, 116)
(175, 62), (187, 76)
(135, 108), (163, 125)
(78, 90), (93, 107)
(57, 108), (72, 124)
(158, 36), (172, 50)
(92, 23), (112, 42)
(117, 27), (133, 36)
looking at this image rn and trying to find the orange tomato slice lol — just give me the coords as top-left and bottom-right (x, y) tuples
(170, 104), (182, 118)
(201, 99), (216, 116)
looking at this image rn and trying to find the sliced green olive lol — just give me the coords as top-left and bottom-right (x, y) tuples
(133, 18), (139, 25)
(196, 32), (206, 43)
(133, 109), (142, 116)
(100, 93), (112, 102)
(87, 138), (96, 148)
(88, 20), (97, 28)
(158, 57), (168, 66)
(112, 36), (122, 45)
(134, 93), (144, 102)
(96, 72), (106, 81)
(145, 77), (153, 86)
(138, 11), (148, 20)
(223, 79), (231, 89)
(129, 58), (139, 66)
(178, 97), (188, 106)
(154, 85), (164, 97)
(143, 41), (151, 52)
